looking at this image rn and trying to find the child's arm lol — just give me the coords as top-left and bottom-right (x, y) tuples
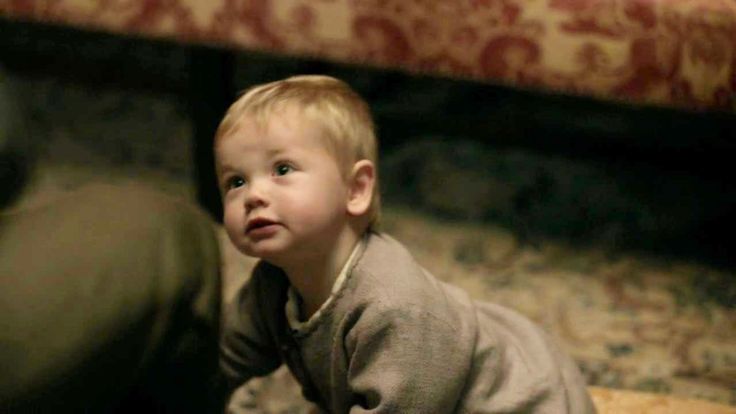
(220, 266), (284, 393)
(343, 305), (473, 413)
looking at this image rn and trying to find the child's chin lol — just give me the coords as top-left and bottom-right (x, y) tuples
(247, 248), (286, 264)
(237, 247), (270, 261)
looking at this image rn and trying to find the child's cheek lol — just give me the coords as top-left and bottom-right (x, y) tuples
(223, 211), (243, 242)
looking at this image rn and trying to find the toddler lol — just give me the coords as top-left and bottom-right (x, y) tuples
(217, 75), (595, 413)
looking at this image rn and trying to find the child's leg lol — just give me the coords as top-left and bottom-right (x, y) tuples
(0, 183), (223, 413)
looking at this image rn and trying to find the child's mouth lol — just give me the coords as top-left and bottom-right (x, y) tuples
(246, 218), (279, 235)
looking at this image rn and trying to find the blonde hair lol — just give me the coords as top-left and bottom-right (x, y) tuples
(214, 75), (381, 229)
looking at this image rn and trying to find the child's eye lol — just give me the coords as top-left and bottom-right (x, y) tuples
(226, 176), (246, 189)
(274, 163), (293, 176)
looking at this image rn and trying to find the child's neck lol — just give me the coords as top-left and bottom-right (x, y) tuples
(280, 227), (362, 320)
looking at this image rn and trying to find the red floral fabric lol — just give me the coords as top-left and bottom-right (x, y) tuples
(2, 0), (735, 109)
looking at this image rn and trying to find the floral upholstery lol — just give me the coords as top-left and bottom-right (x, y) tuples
(2, 0), (735, 109)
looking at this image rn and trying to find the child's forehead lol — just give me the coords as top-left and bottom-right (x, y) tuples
(233, 103), (317, 134)
(218, 110), (341, 157)
(224, 113), (312, 146)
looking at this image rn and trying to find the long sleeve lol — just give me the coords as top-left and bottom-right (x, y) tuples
(220, 265), (284, 393)
(343, 304), (476, 413)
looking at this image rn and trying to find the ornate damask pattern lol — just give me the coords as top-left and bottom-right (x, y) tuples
(2, 0), (734, 109)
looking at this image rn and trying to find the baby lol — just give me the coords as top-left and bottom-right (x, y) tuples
(216, 75), (595, 413)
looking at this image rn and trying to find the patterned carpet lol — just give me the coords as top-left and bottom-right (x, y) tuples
(220, 206), (736, 412)
(5, 70), (735, 410)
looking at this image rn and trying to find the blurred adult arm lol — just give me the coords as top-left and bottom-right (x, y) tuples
(0, 183), (224, 413)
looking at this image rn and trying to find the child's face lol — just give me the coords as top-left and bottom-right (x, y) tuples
(216, 106), (351, 265)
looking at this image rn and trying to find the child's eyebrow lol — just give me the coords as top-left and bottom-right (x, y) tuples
(265, 148), (288, 158)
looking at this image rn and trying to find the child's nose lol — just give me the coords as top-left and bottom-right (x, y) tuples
(244, 181), (268, 212)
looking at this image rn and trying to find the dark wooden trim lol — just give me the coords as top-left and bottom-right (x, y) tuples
(187, 46), (234, 222)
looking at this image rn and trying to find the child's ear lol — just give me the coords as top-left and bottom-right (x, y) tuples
(346, 160), (375, 217)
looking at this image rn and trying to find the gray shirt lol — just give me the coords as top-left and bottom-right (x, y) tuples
(221, 232), (595, 413)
